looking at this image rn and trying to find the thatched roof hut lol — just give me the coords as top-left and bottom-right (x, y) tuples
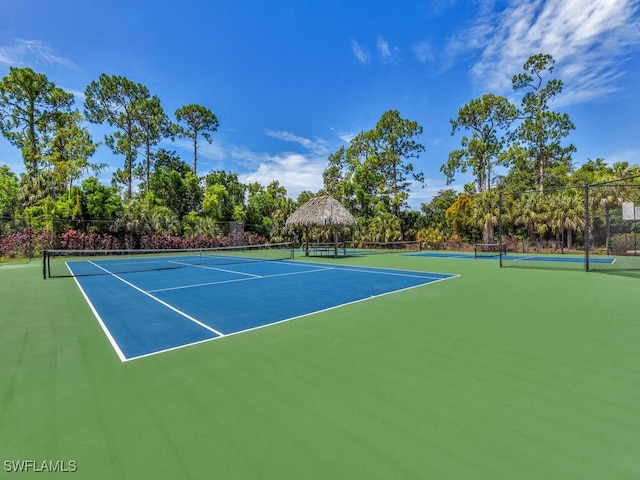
(286, 195), (356, 257)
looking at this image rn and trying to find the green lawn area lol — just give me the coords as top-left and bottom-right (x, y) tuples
(1, 254), (639, 479)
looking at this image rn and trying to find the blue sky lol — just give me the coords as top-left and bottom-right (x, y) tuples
(1, 0), (640, 209)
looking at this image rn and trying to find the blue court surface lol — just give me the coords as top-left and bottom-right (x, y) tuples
(408, 251), (615, 264)
(69, 259), (457, 361)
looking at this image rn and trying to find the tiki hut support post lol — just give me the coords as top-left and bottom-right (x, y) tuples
(303, 226), (310, 256)
(285, 195), (356, 257)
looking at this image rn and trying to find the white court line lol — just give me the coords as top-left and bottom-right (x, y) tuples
(88, 261), (225, 337)
(168, 260), (262, 277)
(286, 261), (454, 280)
(279, 259), (459, 279)
(126, 273), (459, 362)
(68, 263), (127, 362)
(323, 266), (449, 280)
(147, 266), (335, 293)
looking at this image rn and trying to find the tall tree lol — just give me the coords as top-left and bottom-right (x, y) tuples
(568, 158), (613, 186)
(43, 110), (98, 198)
(324, 110), (425, 218)
(136, 96), (172, 191)
(149, 149), (201, 219)
(511, 53), (576, 193)
(175, 104), (219, 174)
(245, 180), (288, 236)
(81, 176), (122, 222)
(203, 171), (246, 222)
(0, 67), (74, 177)
(445, 193), (477, 241)
(0, 165), (19, 217)
(357, 110), (425, 217)
(421, 188), (458, 237)
(443, 94), (517, 193)
(323, 145), (379, 218)
(84, 74), (151, 198)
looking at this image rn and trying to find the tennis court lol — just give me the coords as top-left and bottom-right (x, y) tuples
(65, 252), (456, 361)
(409, 250), (616, 264)
(2, 251), (640, 479)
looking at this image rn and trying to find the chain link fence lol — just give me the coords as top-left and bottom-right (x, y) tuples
(586, 180), (640, 276)
(498, 178), (640, 277)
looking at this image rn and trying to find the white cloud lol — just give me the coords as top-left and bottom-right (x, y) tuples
(238, 153), (325, 198)
(189, 129), (332, 198)
(468, 0), (640, 105)
(264, 129), (329, 157)
(405, 178), (463, 209)
(350, 39), (370, 65)
(413, 40), (435, 63)
(62, 86), (86, 102)
(0, 39), (78, 70)
(600, 148), (640, 167)
(376, 36), (399, 62)
(172, 138), (226, 163)
(239, 129), (334, 196)
(337, 131), (356, 144)
(328, 127), (356, 145)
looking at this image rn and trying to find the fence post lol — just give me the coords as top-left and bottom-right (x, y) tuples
(499, 189), (503, 268)
(584, 183), (590, 272)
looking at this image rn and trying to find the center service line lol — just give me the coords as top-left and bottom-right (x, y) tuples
(88, 261), (225, 337)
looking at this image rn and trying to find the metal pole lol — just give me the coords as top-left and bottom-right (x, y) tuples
(499, 189), (503, 268)
(584, 183), (590, 272)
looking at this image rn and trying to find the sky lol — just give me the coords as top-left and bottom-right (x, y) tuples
(1, 0), (640, 209)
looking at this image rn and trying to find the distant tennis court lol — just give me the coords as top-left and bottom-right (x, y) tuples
(63, 251), (456, 361)
(409, 251), (616, 264)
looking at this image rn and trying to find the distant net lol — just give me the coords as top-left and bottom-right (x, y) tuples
(474, 243), (506, 259)
(43, 242), (295, 279)
(343, 240), (422, 255)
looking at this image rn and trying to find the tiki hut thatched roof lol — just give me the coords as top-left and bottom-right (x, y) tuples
(286, 195), (356, 228)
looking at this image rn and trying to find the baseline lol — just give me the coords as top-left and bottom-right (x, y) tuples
(69, 261), (222, 360)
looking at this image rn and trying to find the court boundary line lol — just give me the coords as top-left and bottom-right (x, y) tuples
(145, 262), (448, 294)
(126, 273), (459, 362)
(316, 265), (452, 280)
(88, 261), (225, 338)
(278, 259), (459, 279)
(168, 260), (262, 277)
(67, 264), (127, 362)
(147, 265), (335, 293)
(73, 259), (458, 362)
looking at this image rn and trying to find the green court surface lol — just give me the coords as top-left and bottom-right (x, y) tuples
(1, 255), (639, 479)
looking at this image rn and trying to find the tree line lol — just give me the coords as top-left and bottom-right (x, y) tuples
(1, 53), (639, 257)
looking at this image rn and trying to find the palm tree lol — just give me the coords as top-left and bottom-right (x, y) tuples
(600, 194), (622, 254)
(550, 192), (584, 250)
(368, 213), (402, 243)
(513, 192), (540, 243)
(533, 196), (552, 242)
(470, 190), (500, 244)
(588, 186), (623, 254)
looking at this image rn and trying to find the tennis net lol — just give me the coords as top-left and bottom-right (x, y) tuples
(344, 240), (422, 255)
(43, 242), (295, 279)
(474, 243), (507, 259)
